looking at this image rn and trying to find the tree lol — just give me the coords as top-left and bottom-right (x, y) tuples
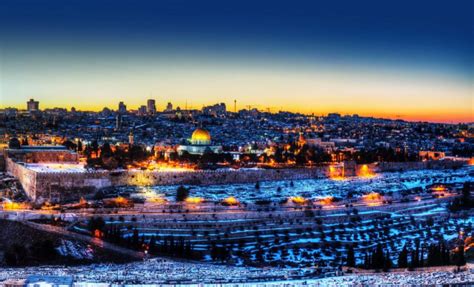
(176, 186), (190, 202)
(383, 250), (393, 271)
(8, 138), (21, 149)
(346, 245), (355, 267)
(91, 140), (99, 154)
(411, 239), (420, 268)
(461, 182), (472, 207)
(100, 142), (113, 158)
(132, 228), (139, 249)
(77, 140), (83, 152)
(454, 244), (466, 268)
(63, 140), (77, 150)
(372, 244), (385, 270)
(398, 245), (408, 268)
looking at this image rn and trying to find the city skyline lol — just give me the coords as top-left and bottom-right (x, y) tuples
(0, 1), (473, 283)
(1, 0), (473, 123)
(5, 93), (473, 124)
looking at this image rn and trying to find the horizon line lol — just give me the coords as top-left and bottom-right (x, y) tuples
(1, 103), (471, 125)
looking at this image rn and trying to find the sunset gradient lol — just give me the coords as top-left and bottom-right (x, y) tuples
(0, 0), (472, 123)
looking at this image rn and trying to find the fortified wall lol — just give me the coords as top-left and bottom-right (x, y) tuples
(30, 167), (329, 203)
(6, 157), (467, 203)
(6, 147), (78, 163)
(5, 157), (37, 199)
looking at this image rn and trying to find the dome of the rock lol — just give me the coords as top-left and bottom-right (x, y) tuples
(191, 128), (211, 145)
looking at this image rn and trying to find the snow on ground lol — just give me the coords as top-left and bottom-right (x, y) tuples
(0, 258), (319, 284)
(1, 260), (472, 286)
(123, 166), (473, 203)
(306, 269), (474, 287)
(56, 239), (94, 260)
(25, 163), (88, 173)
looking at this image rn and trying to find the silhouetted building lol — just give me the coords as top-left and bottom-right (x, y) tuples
(118, 101), (127, 114)
(27, 99), (39, 111)
(138, 105), (147, 116)
(147, 99), (156, 115)
(165, 102), (173, 112)
(202, 103), (226, 117)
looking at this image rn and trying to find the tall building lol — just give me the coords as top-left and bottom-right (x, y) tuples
(27, 99), (39, 111)
(118, 102), (127, 114)
(165, 102), (173, 112)
(138, 105), (147, 116)
(202, 103), (226, 117)
(147, 99), (156, 115)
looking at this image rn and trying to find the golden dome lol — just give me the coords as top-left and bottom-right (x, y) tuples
(191, 128), (211, 144)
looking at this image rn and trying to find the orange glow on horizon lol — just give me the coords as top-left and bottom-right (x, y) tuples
(3, 101), (471, 124)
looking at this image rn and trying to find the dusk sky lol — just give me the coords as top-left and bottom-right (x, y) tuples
(0, 0), (472, 123)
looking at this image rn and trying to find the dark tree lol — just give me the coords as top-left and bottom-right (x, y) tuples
(63, 140), (77, 150)
(8, 138), (21, 149)
(454, 244), (466, 267)
(398, 245), (408, 268)
(100, 142), (113, 158)
(176, 186), (190, 202)
(346, 245), (355, 267)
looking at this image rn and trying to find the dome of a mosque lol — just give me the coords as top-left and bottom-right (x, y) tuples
(190, 128), (211, 145)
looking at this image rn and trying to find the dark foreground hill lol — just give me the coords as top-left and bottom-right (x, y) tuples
(0, 219), (131, 267)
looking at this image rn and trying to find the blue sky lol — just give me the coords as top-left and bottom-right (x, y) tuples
(0, 0), (472, 122)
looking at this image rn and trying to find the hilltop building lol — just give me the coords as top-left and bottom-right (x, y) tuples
(177, 127), (222, 155)
(27, 99), (39, 112)
(202, 103), (226, 117)
(118, 102), (127, 114)
(147, 99), (157, 115)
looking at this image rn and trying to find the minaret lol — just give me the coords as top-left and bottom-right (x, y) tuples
(234, 99), (237, 113)
(116, 114), (122, 131)
(128, 130), (134, 145)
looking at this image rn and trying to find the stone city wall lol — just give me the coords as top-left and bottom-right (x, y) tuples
(6, 159), (467, 203)
(6, 149), (78, 163)
(5, 158), (37, 199)
(115, 167), (329, 186)
(34, 170), (110, 203)
(31, 167), (329, 203)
